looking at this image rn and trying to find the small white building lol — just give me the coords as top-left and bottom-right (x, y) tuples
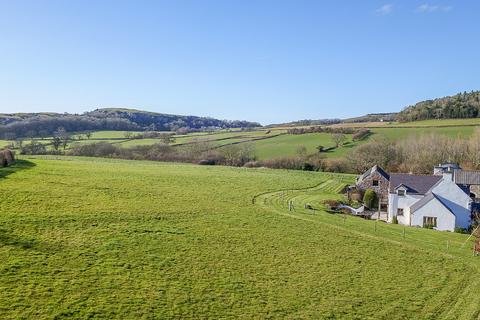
(359, 165), (473, 232)
(387, 172), (472, 231)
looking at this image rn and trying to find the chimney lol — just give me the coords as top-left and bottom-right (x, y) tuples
(442, 172), (453, 181)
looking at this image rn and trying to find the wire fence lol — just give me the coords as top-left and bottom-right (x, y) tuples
(256, 184), (479, 260)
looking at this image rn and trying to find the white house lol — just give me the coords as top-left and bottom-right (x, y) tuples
(358, 165), (473, 232)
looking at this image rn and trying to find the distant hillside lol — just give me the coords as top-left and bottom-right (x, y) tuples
(266, 119), (342, 128)
(342, 113), (397, 123)
(398, 91), (480, 122)
(0, 108), (260, 139)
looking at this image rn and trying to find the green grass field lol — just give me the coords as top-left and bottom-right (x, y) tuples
(330, 118), (480, 128)
(250, 132), (363, 160)
(3, 119), (479, 161)
(1, 157), (480, 318)
(371, 126), (475, 140)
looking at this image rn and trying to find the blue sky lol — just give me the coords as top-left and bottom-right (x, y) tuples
(1, 0), (479, 124)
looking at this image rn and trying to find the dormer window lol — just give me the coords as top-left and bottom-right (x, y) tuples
(372, 180), (379, 187)
(397, 190), (406, 196)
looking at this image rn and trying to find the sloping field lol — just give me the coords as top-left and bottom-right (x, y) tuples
(250, 132), (362, 160)
(1, 157), (479, 318)
(331, 118), (480, 128)
(371, 126), (475, 140)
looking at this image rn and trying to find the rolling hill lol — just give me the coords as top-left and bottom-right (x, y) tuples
(1, 156), (479, 318)
(0, 108), (260, 139)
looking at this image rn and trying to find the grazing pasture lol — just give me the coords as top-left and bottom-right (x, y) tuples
(5, 118), (480, 162)
(371, 126), (474, 140)
(1, 157), (480, 318)
(250, 132), (362, 160)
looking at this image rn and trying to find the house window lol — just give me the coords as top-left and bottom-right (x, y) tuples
(397, 208), (404, 216)
(372, 180), (379, 187)
(397, 190), (406, 196)
(423, 216), (437, 228)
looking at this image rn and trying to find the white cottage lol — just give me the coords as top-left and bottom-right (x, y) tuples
(387, 172), (472, 231)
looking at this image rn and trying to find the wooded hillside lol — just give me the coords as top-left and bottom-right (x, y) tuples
(0, 108), (260, 139)
(398, 91), (480, 122)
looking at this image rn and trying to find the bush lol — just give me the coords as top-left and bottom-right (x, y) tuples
(363, 189), (377, 209)
(0, 149), (15, 166)
(260, 156), (305, 170)
(322, 199), (340, 209)
(198, 159), (215, 165)
(352, 129), (371, 141)
(322, 158), (351, 173)
(69, 142), (120, 157)
(243, 161), (261, 168)
(219, 144), (256, 166)
(392, 216), (398, 224)
(20, 141), (47, 155)
(302, 162), (315, 171)
(454, 227), (468, 234)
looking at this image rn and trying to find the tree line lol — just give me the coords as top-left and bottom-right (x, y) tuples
(398, 91), (480, 122)
(346, 129), (480, 174)
(0, 108), (260, 139)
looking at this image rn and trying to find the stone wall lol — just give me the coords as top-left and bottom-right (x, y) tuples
(471, 185), (480, 200)
(356, 171), (389, 200)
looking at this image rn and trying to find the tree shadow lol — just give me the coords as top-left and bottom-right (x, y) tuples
(0, 228), (37, 249)
(0, 160), (36, 179)
(0, 228), (60, 252)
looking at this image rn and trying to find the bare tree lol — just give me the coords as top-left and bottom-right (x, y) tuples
(468, 128), (480, 169)
(331, 133), (346, 148)
(296, 145), (307, 157)
(159, 133), (175, 145)
(53, 127), (70, 151)
(52, 136), (62, 151)
(347, 138), (398, 173)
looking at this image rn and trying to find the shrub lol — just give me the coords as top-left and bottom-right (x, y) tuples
(219, 144), (256, 166)
(322, 199), (340, 209)
(69, 142), (120, 157)
(352, 129), (371, 141)
(454, 227), (468, 234)
(0, 149), (15, 166)
(260, 156), (305, 170)
(302, 162), (315, 171)
(20, 141), (47, 155)
(243, 161), (261, 168)
(198, 159), (215, 165)
(392, 216), (398, 224)
(322, 158), (351, 173)
(363, 189), (377, 209)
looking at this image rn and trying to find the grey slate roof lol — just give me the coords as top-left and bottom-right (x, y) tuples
(454, 169), (480, 185)
(357, 165), (389, 183)
(389, 174), (442, 194)
(410, 192), (455, 216)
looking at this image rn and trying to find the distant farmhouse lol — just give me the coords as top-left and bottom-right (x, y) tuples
(356, 164), (480, 231)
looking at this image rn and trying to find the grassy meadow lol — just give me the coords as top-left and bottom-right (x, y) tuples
(1, 157), (480, 318)
(3, 117), (480, 161)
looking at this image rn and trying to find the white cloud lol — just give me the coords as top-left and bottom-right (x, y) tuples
(416, 4), (453, 13)
(376, 4), (393, 15)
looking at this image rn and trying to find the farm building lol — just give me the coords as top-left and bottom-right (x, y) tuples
(357, 164), (478, 231)
(0, 149), (15, 167)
